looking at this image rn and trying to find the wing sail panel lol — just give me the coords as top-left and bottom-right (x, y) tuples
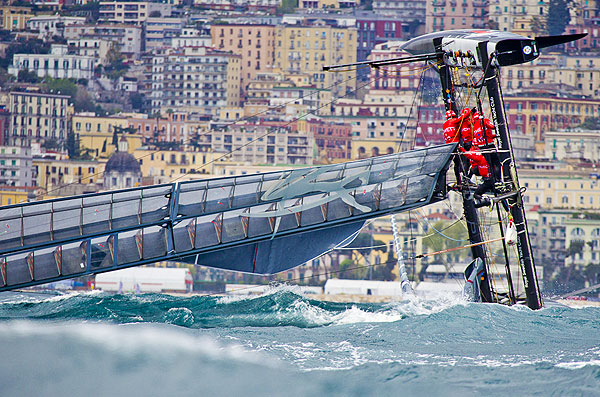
(0, 143), (455, 291)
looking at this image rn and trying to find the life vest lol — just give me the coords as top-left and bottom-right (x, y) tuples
(460, 147), (490, 178)
(472, 115), (496, 146)
(443, 117), (461, 143)
(459, 115), (473, 143)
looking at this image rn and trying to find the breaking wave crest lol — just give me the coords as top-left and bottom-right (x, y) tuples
(1, 288), (600, 395)
(0, 287), (466, 328)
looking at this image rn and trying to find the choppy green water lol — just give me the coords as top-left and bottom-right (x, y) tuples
(0, 288), (599, 396)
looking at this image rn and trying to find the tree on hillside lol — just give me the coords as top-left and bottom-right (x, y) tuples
(104, 44), (129, 81)
(579, 117), (600, 130)
(277, 0), (297, 15)
(422, 220), (469, 262)
(371, 247), (398, 281)
(17, 70), (39, 83)
(547, 0), (572, 36)
(0, 39), (50, 69)
(530, 16), (548, 36)
(45, 78), (78, 98)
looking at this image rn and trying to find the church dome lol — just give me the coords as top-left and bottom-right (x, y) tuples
(105, 151), (141, 174)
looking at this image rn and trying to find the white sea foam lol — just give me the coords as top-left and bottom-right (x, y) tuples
(555, 360), (600, 370)
(0, 289), (102, 305)
(0, 320), (267, 365)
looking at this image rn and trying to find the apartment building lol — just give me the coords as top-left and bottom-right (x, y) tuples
(0, 108), (9, 146)
(367, 42), (422, 91)
(210, 24), (275, 94)
(26, 15), (86, 39)
(544, 130), (600, 162)
(0, 187), (31, 206)
(520, 169), (600, 210)
(127, 112), (192, 143)
(209, 123), (314, 166)
(297, 119), (352, 161)
(355, 13), (404, 81)
(274, 24), (357, 98)
(150, 46), (241, 117)
(298, 0), (359, 9)
(8, 91), (70, 147)
(564, 215), (600, 267)
(334, 90), (416, 119)
(8, 44), (95, 80)
(0, 146), (35, 187)
(172, 27), (211, 48)
(99, 1), (172, 25)
(503, 91), (600, 142)
(132, 147), (217, 183)
(372, 0), (427, 25)
(145, 17), (184, 50)
(503, 53), (600, 97)
(426, 0), (488, 32)
(34, 157), (104, 193)
(489, 0), (547, 35)
(72, 113), (143, 159)
(64, 24), (143, 58)
(0, 5), (34, 31)
(67, 37), (114, 66)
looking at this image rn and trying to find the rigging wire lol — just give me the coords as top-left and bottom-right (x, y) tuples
(393, 62), (430, 153)
(169, 76), (387, 182)
(34, 69), (369, 199)
(414, 208), (470, 242)
(200, 229), (509, 298)
(411, 209), (465, 288)
(3, 72), (389, 240)
(1, 63), (437, 242)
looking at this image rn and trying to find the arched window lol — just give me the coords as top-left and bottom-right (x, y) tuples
(386, 147), (394, 154)
(371, 147), (380, 157)
(591, 228), (600, 250)
(571, 227), (585, 238)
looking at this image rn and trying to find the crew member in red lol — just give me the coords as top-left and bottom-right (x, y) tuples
(458, 108), (473, 147)
(472, 111), (496, 147)
(443, 110), (460, 143)
(459, 146), (494, 207)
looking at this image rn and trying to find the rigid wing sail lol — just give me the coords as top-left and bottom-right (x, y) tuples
(0, 144), (454, 292)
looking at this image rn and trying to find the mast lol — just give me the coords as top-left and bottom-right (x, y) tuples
(434, 38), (494, 303)
(477, 42), (543, 310)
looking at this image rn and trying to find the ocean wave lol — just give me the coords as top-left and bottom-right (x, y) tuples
(0, 288), (458, 328)
(1, 292), (600, 395)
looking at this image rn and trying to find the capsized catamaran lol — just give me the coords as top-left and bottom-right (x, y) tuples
(0, 145), (453, 292)
(326, 29), (585, 310)
(0, 30), (585, 310)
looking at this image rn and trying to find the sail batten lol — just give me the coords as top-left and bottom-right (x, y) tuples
(0, 144), (454, 291)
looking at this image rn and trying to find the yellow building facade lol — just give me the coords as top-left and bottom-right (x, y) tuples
(274, 24), (357, 98)
(211, 24), (276, 94)
(520, 169), (600, 210)
(503, 53), (600, 97)
(72, 114), (143, 159)
(0, 188), (30, 206)
(34, 158), (104, 192)
(0, 6), (34, 31)
(133, 148), (218, 184)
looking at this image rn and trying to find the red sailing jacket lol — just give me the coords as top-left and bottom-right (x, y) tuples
(459, 115), (473, 143)
(443, 117), (461, 143)
(472, 115), (496, 146)
(459, 147), (490, 178)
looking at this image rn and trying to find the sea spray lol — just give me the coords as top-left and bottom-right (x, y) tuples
(1, 290), (599, 395)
